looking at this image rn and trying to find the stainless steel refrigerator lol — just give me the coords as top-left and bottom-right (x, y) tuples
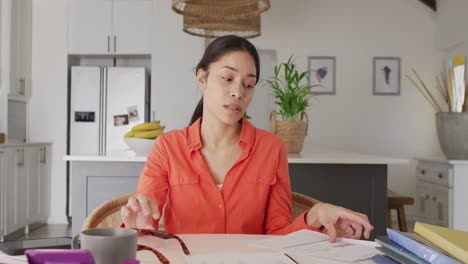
(69, 66), (149, 156)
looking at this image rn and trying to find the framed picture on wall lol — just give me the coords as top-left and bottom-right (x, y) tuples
(308, 56), (336, 95)
(373, 57), (401, 95)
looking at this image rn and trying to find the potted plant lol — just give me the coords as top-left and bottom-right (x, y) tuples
(266, 56), (317, 153)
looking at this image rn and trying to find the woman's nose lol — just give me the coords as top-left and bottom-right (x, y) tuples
(230, 84), (242, 98)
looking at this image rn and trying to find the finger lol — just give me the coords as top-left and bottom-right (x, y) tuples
(324, 222), (338, 243)
(344, 226), (354, 238)
(363, 224), (374, 239)
(351, 222), (362, 240)
(341, 210), (374, 231)
(137, 194), (152, 216)
(127, 196), (141, 213)
(148, 198), (161, 219)
(120, 206), (136, 228)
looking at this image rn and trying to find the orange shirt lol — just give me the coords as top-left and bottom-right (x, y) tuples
(136, 118), (320, 235)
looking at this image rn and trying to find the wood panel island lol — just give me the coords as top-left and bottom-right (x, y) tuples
(65, 145), (407, 238)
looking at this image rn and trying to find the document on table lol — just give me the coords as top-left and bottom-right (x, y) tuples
(249, 229), (380, 263)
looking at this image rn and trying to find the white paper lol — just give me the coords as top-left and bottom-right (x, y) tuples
(249, 230), (379, 262)
(0, 251), (27, 264)
(248, 229), (329, 250)
(185, 252), (290, 264)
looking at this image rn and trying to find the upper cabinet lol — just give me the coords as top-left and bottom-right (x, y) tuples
(9, 0), (32, 102)
(68, 0), (153, 55)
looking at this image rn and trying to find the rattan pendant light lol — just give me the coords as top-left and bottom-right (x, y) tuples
(172, 0), (270, 38)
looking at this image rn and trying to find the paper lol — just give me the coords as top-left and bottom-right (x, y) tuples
(249, 229), (329, 250)
(0, 251), (27, 264)
(185, 252), (290, 264)
(249, 230), (379, 263)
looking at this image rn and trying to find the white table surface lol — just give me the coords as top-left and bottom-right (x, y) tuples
(136, 234), (379, 264)
(64, 144), (408, 165)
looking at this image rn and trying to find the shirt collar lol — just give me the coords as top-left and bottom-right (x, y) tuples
(187, 117), (256, 151)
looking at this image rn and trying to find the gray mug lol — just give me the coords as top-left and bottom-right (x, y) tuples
(72, 228), (137, 264)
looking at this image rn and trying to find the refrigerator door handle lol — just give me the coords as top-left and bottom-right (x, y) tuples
(103, 67), (108, 155)
(99, 67), (104, 155)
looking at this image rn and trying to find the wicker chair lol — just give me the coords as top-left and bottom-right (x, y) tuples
(82, 193), (166, 231)
(82, 191), (322, 232)
(291, 191), (321, 219)
(82, 193), (133, 230)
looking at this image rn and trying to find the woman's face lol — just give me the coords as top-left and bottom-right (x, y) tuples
(197, 51), (257, 125)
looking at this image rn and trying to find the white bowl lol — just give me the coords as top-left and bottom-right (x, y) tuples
(124, 138), (155, 156)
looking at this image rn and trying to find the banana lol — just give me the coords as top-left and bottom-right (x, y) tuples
(131, 121), (161, 132)
(124, 131), (135, 138)
(132, 126), (165, 139)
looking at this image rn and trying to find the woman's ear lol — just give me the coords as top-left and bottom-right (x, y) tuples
(196, 69), (208, 90)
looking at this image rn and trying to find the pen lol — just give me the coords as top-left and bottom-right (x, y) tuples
(284, 253), (299, 264)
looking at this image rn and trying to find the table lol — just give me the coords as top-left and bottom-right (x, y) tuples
(136, 234), (379, 264)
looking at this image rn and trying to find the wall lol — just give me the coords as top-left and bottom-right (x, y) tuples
(29, 0), (68, 223)
(151, 1), (204, 130)
(251, 0), (444, 218)
(436, 0), (468, 54)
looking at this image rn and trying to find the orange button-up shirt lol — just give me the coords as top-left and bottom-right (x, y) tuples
(136, 118), (319, 235)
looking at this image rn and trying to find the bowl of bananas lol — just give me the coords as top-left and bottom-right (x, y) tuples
(124, 121), (165, 156)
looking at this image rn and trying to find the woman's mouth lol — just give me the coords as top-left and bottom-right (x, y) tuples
(223, 104), (241, 113)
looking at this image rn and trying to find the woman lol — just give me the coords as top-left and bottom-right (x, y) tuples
(121, 35), (373, 242)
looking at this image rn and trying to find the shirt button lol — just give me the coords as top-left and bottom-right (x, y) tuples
(258, 178), (263, 182)
(218, 204), (223, 209)
(179, 178), (184, 183)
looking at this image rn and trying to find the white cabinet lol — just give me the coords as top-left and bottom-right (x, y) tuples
(68, 0), (153, 55)
(3, 147), (27, 234)
(9, 0), (32, 102)
(415, 159), (468, 231)
(38, 146), (50, 222)
(0, 150), (4, 240)
(0, 144), (51, 238)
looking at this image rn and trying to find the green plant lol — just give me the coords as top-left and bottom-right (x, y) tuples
(266, 56), (318, 121)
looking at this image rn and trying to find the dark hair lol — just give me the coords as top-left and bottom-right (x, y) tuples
(189, 35), (260, 125)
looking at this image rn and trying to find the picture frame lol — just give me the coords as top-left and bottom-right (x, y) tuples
(308, 56), (336, 95)
(373, 57), (401, 95)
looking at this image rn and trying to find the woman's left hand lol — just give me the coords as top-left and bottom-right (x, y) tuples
(306, 203), (374, 242)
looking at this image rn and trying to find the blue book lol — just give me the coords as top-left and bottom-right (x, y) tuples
(387, 228), (461, 264)
(371, 254), (401, 264)
(376, 236), (428, 264)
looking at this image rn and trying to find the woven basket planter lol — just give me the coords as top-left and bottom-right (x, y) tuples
(270, 111), (308, 153)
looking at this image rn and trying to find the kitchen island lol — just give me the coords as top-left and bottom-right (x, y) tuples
(65, 146), (407, 237)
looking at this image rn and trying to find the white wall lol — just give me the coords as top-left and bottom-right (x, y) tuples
(436, 0), (468, 56)
(151, 1), (204, 130)
(250, 0), (444, 218)
(30, 0), (68, 223)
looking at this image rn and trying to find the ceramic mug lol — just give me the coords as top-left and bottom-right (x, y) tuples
(72, 228), (137, 264)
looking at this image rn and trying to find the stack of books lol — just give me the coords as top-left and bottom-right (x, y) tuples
(375, 222), (468, 264)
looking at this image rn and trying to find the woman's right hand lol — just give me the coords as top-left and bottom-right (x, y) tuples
(120, 193), (160, 229)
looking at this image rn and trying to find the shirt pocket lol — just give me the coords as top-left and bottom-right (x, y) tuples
(247, 169), (277, 186)
(169, 173), (200, 186)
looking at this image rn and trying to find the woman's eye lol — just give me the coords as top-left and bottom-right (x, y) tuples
(244, 83), (255, 89)
(221, 76), (232, 81)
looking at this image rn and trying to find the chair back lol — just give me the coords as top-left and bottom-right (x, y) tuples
(291, 191), (320, 219)
(82, 193), (132, 230)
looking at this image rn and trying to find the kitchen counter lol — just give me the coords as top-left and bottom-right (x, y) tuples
(66, 145), (408, 237)
(0, 142), (52, 147)
(64, 145), (408, 164)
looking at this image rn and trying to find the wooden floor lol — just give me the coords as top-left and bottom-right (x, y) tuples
(3, 224), (71, 242)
